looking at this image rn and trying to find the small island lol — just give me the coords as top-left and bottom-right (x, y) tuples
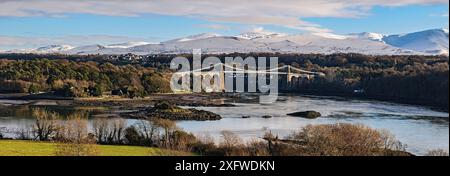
(287, 111), (322, 119)
(123, 101), (222, 121)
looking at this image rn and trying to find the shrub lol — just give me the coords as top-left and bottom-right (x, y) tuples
(124, 126), (141, 146)
(28, 84), (41, 94)
(215, 131), (250, 156)
(172, 130), (197, 151)
(425, 149), (449, 156)
(287, 123), (407, 156)
(141, 73), (171, 94)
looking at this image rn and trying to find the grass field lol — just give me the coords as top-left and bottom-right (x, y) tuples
(0, 140), (190, 156)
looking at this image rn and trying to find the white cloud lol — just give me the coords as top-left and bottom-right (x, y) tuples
(0, 0), (447, 34)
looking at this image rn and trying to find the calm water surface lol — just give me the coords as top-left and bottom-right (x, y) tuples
(0, 95), (448, 155)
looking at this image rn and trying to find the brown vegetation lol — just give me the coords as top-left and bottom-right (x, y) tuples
(54, 112), (99, 156)
(188, 123), (410, 156)
(425, 149), (449, 156)
(4, 108), (418, 156)
(285, 123), (407, 156)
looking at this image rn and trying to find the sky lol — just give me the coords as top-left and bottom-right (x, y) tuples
(0, 0), (448, 50)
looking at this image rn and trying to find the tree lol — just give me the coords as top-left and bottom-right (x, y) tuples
(141, 73), (171, 94)
(54, 112), (99, 156)
(32, 108), (59, 141)
(92, 118), (109, 144)
(104, 118), (126, 144)
(28, 84), (40, 94)
(59, 84), (75, 97)
(425, 149), (449, 156)
(135, 120), (158, 146)
(90, 83), (106, 97)
(152, 118), (177, 148)
(0, 127), (6, 139)
(124, 126), (141, 145)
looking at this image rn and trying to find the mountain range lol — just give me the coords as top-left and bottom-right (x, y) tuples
(2, 28), (448, 56)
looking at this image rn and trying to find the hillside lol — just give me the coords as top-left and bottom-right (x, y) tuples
(3, 29), (448, 56)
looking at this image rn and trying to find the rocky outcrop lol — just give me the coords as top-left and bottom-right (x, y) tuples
(123, 101), (222, 121)
(287, 111), (321, 119)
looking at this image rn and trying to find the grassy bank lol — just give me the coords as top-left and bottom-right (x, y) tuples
(0, 140), (190, 156)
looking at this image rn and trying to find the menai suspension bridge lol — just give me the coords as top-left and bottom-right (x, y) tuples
(172, 63), (326, 92)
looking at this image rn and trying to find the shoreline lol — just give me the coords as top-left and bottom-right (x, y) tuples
(0, 92), (448, 113)
(281, 91), (449, 113)
(1, 93), (447, 156)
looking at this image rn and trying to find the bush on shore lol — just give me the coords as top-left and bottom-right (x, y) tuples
(53, 112), (99, 156)
(4, 109), (422, 156)
(425, 149), (449, 156)
(188, 123), (410, 156)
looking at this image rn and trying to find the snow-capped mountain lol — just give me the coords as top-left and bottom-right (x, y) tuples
(35, 44), (74, 53)
(67, 45), (106, 55)
(164, 33), (221, 43)
(348, 29), (449, 55)
(254, 33), (416, 55)
(61, 42), (153, 54)
(2, 29), (448, 56)
(348, 32), (386, 42)
(65, 32), (418, 55)
(105, 42), (153, 48)
(383, 28), (449, 55)
(4, 44), (74, 54)
(236, 31), (287, 40)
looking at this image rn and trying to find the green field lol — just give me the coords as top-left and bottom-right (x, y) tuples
(0, 140), (190, 156)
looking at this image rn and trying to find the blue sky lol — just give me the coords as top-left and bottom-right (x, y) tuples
(0, 0), (448, 50)
(306, 5), (449, 34)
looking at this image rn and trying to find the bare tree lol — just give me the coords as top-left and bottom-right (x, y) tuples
(92, 118), (109, 144)
(152, 118), (177, 148)
(136, 120), (158, 146)
(54, 112), (99, 156)
(425, 149), (449, 156)
(31, 108), (59, 141)
(104, 118), (126, 144)
(93, 118), (127, 144)
(112, 118), (126, 143)
(246, 139), (270, 156)
(14, 127), (32, 140)
(220, 131), (242, 148)
(219, 131), (247, 156)
(0, 127), (6, 139)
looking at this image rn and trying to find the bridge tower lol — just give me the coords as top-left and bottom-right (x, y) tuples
(219, 63), (225, 92)
(287, 65), (292, 87)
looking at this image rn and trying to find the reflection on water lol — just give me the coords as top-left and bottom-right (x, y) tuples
(0, 95), (448, 155)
